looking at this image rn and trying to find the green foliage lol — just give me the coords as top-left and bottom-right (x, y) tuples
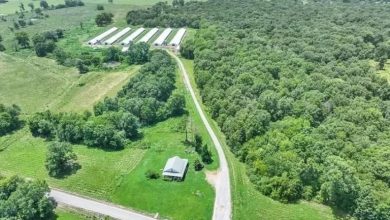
(0, 176), (56, 219)
(40, 0), (49, 9)
(95, 12), (113, 27)
(45, 141), (79, 177)
(97, 4), (104, 10)
(145, 170), (160, 180)
(14, 31), (29, 48)
(130, 0), (390, 217)
(103, 46), (121, 62)
(194, 159), (203, 171)
(125, 42), (150, 65)
(0, 104), (22, 136)
(95, 50), (184, 125)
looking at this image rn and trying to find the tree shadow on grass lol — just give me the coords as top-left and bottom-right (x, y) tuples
(50, 163), (82, 180)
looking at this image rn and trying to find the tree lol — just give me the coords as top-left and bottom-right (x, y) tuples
(40, 0), (49, 9)
(28, 2), (34, 11)
(34, 42), (47, 57)
(15, 31), (30, 48)
(0, 176), (56, 219)
(45, 142), (78, 177)
(201, 144), (213, 164)
(75, 59), (89, 74)
(126, 42), (150, 64)
(103, 46), (122, 62)
(95, 12), (113, 26)
(0, 104), (22, 136)
(0, 34), (5, 52)
(194, 159), (204, 171)
(165, 92), (185, 116)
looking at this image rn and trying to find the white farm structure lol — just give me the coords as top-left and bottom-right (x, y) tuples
(88, 27), (187, 53)
(121, 28), (145, 46)
(104, 27), (131, 45)
(169, 28), (186, 47)
(153, 28), (173, 46)
(88, 27), (118, 45)
(138, 28), (159, 43)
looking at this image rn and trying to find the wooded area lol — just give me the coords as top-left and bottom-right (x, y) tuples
(127, 0), (390, 218)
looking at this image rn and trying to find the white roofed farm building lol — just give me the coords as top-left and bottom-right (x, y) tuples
(162, 156), (189, 181)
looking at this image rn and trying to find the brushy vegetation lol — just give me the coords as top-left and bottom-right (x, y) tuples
(28, 50), (185, 150)
(130, 0), (390, 218)
(0, 104), (22, 136)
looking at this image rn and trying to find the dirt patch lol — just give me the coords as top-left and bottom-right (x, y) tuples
(205, 170), (219, 188)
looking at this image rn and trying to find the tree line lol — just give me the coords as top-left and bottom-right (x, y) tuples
(28, 50), (185, 151)
(129, 0), (390, 218)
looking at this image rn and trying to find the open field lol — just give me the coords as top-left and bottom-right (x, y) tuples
(181, 58), (337, 220)
(0, 55), (218, 219)
(0, 53), (138, 113)
(0, 0), (171, 15)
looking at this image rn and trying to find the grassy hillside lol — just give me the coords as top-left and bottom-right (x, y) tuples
(0, 0), (171, 15)
(0, 53), (138, 113)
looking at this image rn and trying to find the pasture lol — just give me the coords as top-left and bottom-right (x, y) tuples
(0, 0), (171, 15)
(0, 53), (138, 113)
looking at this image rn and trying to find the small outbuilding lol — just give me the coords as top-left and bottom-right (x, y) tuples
(162, 156), (189, 181)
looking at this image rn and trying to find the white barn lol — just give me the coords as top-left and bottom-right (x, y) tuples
(88, 27), (118, 45)
(162, 156), (188, 181)
(153, 28), (172, 46)
(121, 28), (145, 46)
(138, 28), (159, 43)
(104, 27), (131, 45)
(169, 28), (186, 47)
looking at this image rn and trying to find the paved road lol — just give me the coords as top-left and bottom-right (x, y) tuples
(50, 189), (156, 220)
(170, 52), (232, 220)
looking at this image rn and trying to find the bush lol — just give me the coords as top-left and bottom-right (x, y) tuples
(194, 159), (204, 171)
(97, 4), (104, 10)
(0, 104), (22, 136)
(145, 170), (160, 179)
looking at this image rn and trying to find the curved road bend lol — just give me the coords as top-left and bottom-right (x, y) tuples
(169, 52), (232, 220)
(50, 189), (155, 220)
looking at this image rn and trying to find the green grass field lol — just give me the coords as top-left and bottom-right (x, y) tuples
(0, 0), (171, 15)
(56, 208), (88, 220)
(180, 58), (337, 220)
(0, 53), (138, 113)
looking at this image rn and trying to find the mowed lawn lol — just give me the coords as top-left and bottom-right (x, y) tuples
(0, 118), (215, 219)
(181, 58), (337, 220)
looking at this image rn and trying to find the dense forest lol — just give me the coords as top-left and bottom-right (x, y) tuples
(29, 50), (185, 150)
(126, 0), (390, 218)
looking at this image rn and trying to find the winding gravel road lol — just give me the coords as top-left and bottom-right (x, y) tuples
(50, 52), (231, 220)
(50, 189), (155, 220)
(170, 52), (232, 220)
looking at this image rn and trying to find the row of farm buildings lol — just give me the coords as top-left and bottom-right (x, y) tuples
(88, 27), (186, 52)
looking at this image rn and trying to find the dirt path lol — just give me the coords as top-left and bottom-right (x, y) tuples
(169, 51), (232, 220)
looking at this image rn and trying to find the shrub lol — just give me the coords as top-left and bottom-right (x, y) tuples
(145, 170), (160, 179)
(97, 4), (104, 10)
(194, 159), (204, 171)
